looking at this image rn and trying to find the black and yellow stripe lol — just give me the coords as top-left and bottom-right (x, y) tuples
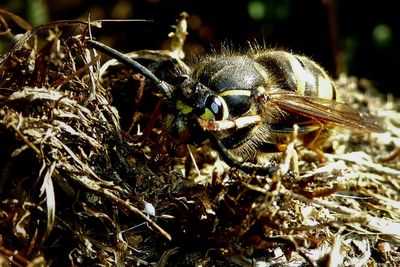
(253, 51), (337, 101)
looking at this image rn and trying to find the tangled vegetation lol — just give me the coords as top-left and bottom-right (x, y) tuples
(1, 10), (400, 266)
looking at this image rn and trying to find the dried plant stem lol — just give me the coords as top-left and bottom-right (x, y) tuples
(67, 174), (172, 241)
(291, 191), (400, 242)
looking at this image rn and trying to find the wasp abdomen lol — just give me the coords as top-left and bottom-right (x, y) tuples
(253, 51), (337, 101)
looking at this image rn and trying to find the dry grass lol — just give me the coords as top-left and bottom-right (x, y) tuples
(1, 11), (400, 266)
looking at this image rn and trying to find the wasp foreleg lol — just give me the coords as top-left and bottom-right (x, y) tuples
(197, 115), (261, 132)
(206, 132), (276, 176)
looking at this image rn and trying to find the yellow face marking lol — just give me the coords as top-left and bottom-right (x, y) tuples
(176, 100), (193, 114)
(317, 76), (334, 100)
(200, 108), (214, 120)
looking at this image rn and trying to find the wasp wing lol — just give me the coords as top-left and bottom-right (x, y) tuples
(267, 91), (384, 133)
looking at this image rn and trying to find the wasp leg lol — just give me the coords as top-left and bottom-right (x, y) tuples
(257, 140), (301, 174)
(206, 132), (276, 175)
(297, 121), (329, 161)
(301, 121), (324, 149)
(198, 115), (261, 132)
(257, 142), (287, 153)
(185, 144), (203, 179)
(271, 121), (326, 160)
(270, 122), (324, 147)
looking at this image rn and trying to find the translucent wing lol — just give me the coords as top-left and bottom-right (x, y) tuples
(267, 91), (384, 133)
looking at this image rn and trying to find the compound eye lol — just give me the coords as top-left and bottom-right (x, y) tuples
(205, 95), (226, 120)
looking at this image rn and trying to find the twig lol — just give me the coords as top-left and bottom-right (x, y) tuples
(68, 174), (172, 241)
(324, 152), (400, 176)
(291, 191), (400, 242)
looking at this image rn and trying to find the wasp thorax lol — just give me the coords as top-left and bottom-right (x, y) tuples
(193, 56), (268, 117)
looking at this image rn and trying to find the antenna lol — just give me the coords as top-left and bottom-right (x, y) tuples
(86, 40), (172, 99)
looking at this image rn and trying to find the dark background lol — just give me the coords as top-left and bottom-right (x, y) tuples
(1, 0), (399, 95)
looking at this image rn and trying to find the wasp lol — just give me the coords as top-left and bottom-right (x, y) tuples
(87, 40), (384, 175)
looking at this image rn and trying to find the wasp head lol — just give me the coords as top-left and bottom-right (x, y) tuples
(165, 75), (228, 145)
